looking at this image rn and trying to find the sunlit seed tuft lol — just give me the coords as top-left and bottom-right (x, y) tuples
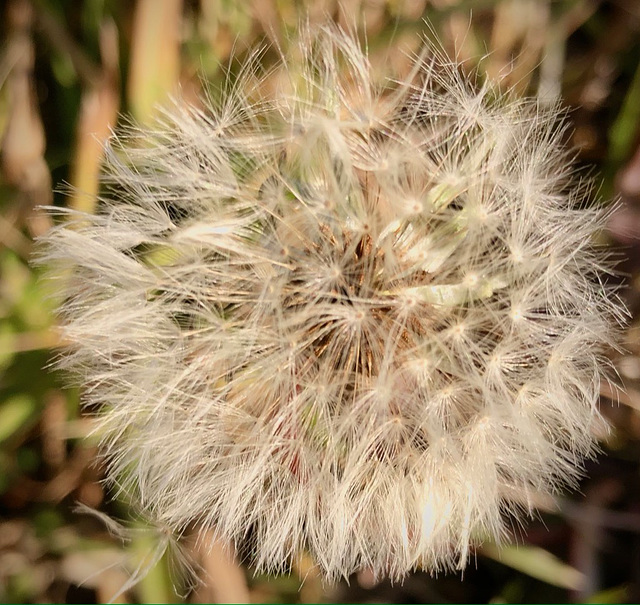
(37, 25), (624, 582)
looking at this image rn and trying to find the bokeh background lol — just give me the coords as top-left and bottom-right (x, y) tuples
(2, 0), (640, 602)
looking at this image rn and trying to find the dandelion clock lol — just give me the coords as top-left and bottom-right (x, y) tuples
(37, 26), (624, 582)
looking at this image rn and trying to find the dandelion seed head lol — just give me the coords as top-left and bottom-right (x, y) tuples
(38, 25), (624, 582)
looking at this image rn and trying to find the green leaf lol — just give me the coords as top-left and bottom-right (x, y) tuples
(480, 543), (585, 591)
(587, 584), (628, 604)
(609, 60), (640, 167)
(0, 395), (37, 443)
(0, 324), (16, 371)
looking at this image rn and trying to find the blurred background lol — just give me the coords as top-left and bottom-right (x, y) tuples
(2, 0), (640, 602)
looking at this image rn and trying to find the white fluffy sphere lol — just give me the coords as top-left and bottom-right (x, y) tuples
(39, 26), (623, 581)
